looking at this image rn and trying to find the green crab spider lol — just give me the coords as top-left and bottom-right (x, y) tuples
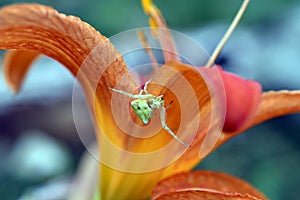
(109, 79), (191, 147)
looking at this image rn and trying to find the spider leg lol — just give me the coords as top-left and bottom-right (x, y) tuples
(109, 87), (153, 99)
(143, 79), (152, 94)
(109, 87), (138, 98)
(159, 106), (191, 147)
(139, 89), (144, 95)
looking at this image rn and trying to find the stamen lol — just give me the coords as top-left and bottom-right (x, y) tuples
(141, 0), (180, 63)
(137, 30), (159, 71)
(141, 0), (153, 14)
(205, 0), (250, 67)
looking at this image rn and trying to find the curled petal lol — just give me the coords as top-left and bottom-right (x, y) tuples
(3, 50), (40, 92)
(199, 66), (262, 133)
(217, 66), (262, 132)
(0, 3), (137, 148)
(152, 171), (268, 200)
(201, 67), (300, 151)
(0, 3), (135, 98)
(0, 4), (136, 199)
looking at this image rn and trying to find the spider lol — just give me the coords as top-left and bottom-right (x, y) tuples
(109, 79), (191, 147)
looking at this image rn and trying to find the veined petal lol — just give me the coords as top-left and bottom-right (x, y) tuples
(0, 4), (136, 101)
(0, 3), (137, 199)
(243, 90), (300, 129)
(0, 3), (139, 146)
(152, 171), (268, 200)
(154, 190), (264, 200)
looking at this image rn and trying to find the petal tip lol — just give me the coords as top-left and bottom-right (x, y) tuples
(218, 66), (263, 132)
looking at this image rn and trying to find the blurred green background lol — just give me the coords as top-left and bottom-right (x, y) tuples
(0, 0), (300, 199)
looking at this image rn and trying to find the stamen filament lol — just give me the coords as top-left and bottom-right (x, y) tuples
(205, 0), (250, 67)
(141, 0), (180, 63)
(137, 30), (159, 71)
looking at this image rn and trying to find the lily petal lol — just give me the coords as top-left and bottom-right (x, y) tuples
(244, 90), (300, 129)
(153, 190), (264, 200)
(215, 66), (262, 132)
(199, 66), (262, 133)
(220, 90), (300, 145)
(151, 171), (268, 200)
(3, 50), (40, 92)
(0, 3), (137, 199)
(0, 3), (138, 147)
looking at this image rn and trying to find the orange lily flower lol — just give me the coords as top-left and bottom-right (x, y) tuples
(1, 1), (300, 199)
